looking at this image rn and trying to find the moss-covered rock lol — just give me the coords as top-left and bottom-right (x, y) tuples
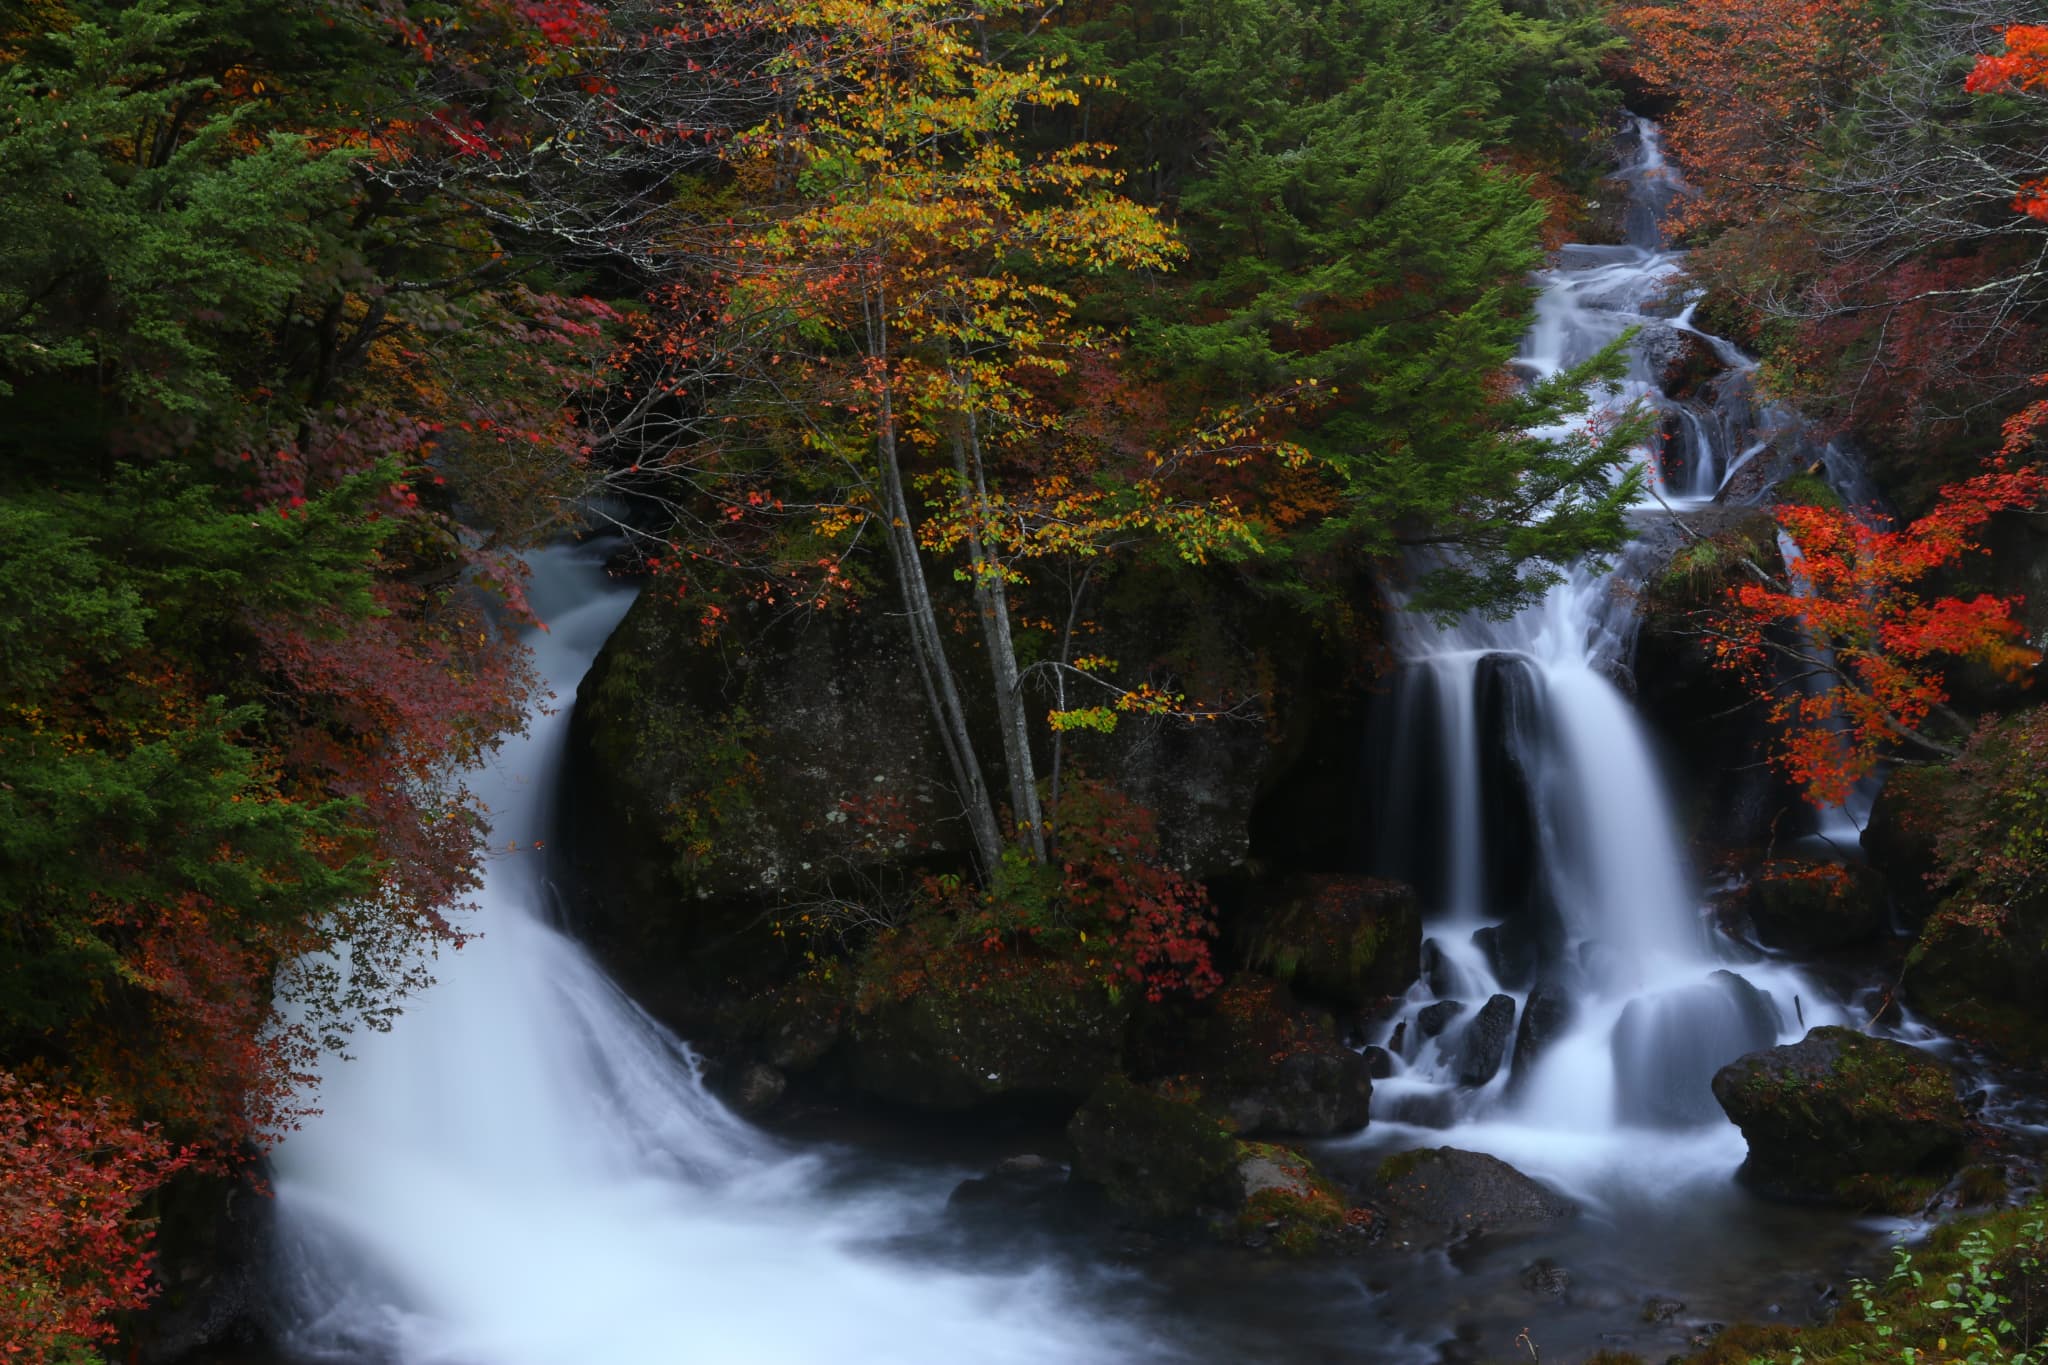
(844, 950), (1131, 1111)
(1247, 876), (1421, 1011)
(1234, 1142), (1363, 1255)
(1066, 1074), (1243, 1219)
(1711, 1026), (1966, 1210)
(1133, 976), (1373, 1138)
(564, 592), (959, 999)
(1905, 902), (2048, 1062)
(1747, 856), (1888, 953)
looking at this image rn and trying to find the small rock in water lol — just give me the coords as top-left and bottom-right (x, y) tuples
(1418, 1000), (1466, 1038)
(1518, 1258), (1571, 1298)
(733, 1063), (787, 1115)
(1642, 1297), (1686, 1324)
(1363, 1045), (1396, 1079)
(1510, 981), (1572, 1085)
(994, 1153), (1058, 1177)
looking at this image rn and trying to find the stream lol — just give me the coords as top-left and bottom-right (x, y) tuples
(256, 118), (1997, 1365)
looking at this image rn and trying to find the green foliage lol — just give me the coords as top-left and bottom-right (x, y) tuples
(1026, 0), (1645, 616)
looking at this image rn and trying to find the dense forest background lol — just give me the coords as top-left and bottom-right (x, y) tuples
(5, 0), (2048, 1357)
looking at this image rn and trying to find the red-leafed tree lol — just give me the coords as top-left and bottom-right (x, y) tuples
(1703, 463), (2048, 805)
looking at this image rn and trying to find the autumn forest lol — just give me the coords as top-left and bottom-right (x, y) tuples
(9, 0), (2048, 1361)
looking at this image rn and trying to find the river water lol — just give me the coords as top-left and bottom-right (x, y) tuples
(259, 119), (1958, 1365)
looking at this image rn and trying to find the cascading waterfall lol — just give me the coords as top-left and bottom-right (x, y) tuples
(1360, 118), (1858, 1192)
(267, 541), (1156, 1365)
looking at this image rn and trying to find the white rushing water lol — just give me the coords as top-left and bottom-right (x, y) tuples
(1359, 119), (1858, 1203)
(269, 541), (1156, 1365)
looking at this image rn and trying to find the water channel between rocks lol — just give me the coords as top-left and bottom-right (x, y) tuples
(251, 118), (1999, 1365)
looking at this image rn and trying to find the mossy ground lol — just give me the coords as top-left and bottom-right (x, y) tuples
(1674, 1199), (2048, 1365)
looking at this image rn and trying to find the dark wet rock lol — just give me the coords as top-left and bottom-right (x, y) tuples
(1422, 938), (1461, 998)
(1384, 1091), (1458, 1129)
(1067, 1075), (1242, 1219)
(948, 1154), (1070, 1219)
(1472, 922), (1542, 992)
(1457, 994), (1518, 1087)
(845, 957), (1130, 1111)
(731, 1062), (787, 1116)
(1631, 510), (1795, 851)
(1711, 1026), (1966, 1208)
(1364, 1046), (1396, 1080)
(1614, 970), (1781, 1127)
(1749, 856), (1888, 953)
(1639, 322), (1720, 399)
(1520, 1258), (1572, 1298)
(1642, 1297), (1686, 1324)
(134, 1170), (272, 1365)
(1418, 1000), (1467, 1039)
(1130, 978), (1373, 1138)
(1510, 981), (1573, 1085)
(1249, 876), (1422, 1010)
(1371, 1147), (1577, 1246)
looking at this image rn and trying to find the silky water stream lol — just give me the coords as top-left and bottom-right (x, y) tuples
(262, 120), (1974, 1365)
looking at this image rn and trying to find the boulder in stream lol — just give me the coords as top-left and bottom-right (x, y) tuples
(1370, 1148), (1577, 1247)
(1711, 1026), (1966, 1209)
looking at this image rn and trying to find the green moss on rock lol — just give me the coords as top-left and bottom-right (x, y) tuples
(1248, 876), (1421, 1010)
(1711, 1026), (1966, 1210)
(1067, 1075), (1242, 1219)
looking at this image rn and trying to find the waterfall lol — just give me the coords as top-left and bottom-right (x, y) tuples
(267, 541), (1154, 1365)
(1362, 118), (1853, 1192)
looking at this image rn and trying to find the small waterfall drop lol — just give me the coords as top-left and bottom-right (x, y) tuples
(268, 541), (1156, 1365)
(1362, 118), (1854, 1194)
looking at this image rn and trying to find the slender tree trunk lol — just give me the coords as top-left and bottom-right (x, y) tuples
(950, 404), (1045, 861)
(1046, 563), (1092, 861)
(867, 290), (1006, 875)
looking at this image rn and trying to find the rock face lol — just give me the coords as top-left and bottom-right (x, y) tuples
(1748, 857), (1888, 953)
(1614, 970), (1782, 1128)
(844, 958), (1131, 1111)
(1067, 1075), (1243, 1219)
(1372, 1148), (1577, 1246)
(1711, 1026), (1967, 1207)
(1248, 876), (1422, 1011)
(565, 596), (957, 994)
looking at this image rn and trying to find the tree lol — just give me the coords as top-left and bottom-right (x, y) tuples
(1701, 462), (2048, 806)
(689, 0), (1313, 876)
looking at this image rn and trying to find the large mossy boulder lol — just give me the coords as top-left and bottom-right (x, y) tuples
(1748, 856), (1888, 952)
(1711, 1026), (1966, 1209)
(1067, 1075), (1243, 1219)
(564, 594), (958, 997)
(1247, 876), (1421, 1011)
(844, 952), (1131, 1112)
(1134, 977), (1373, 1138)
(1370, 1148), (1577, 1247)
